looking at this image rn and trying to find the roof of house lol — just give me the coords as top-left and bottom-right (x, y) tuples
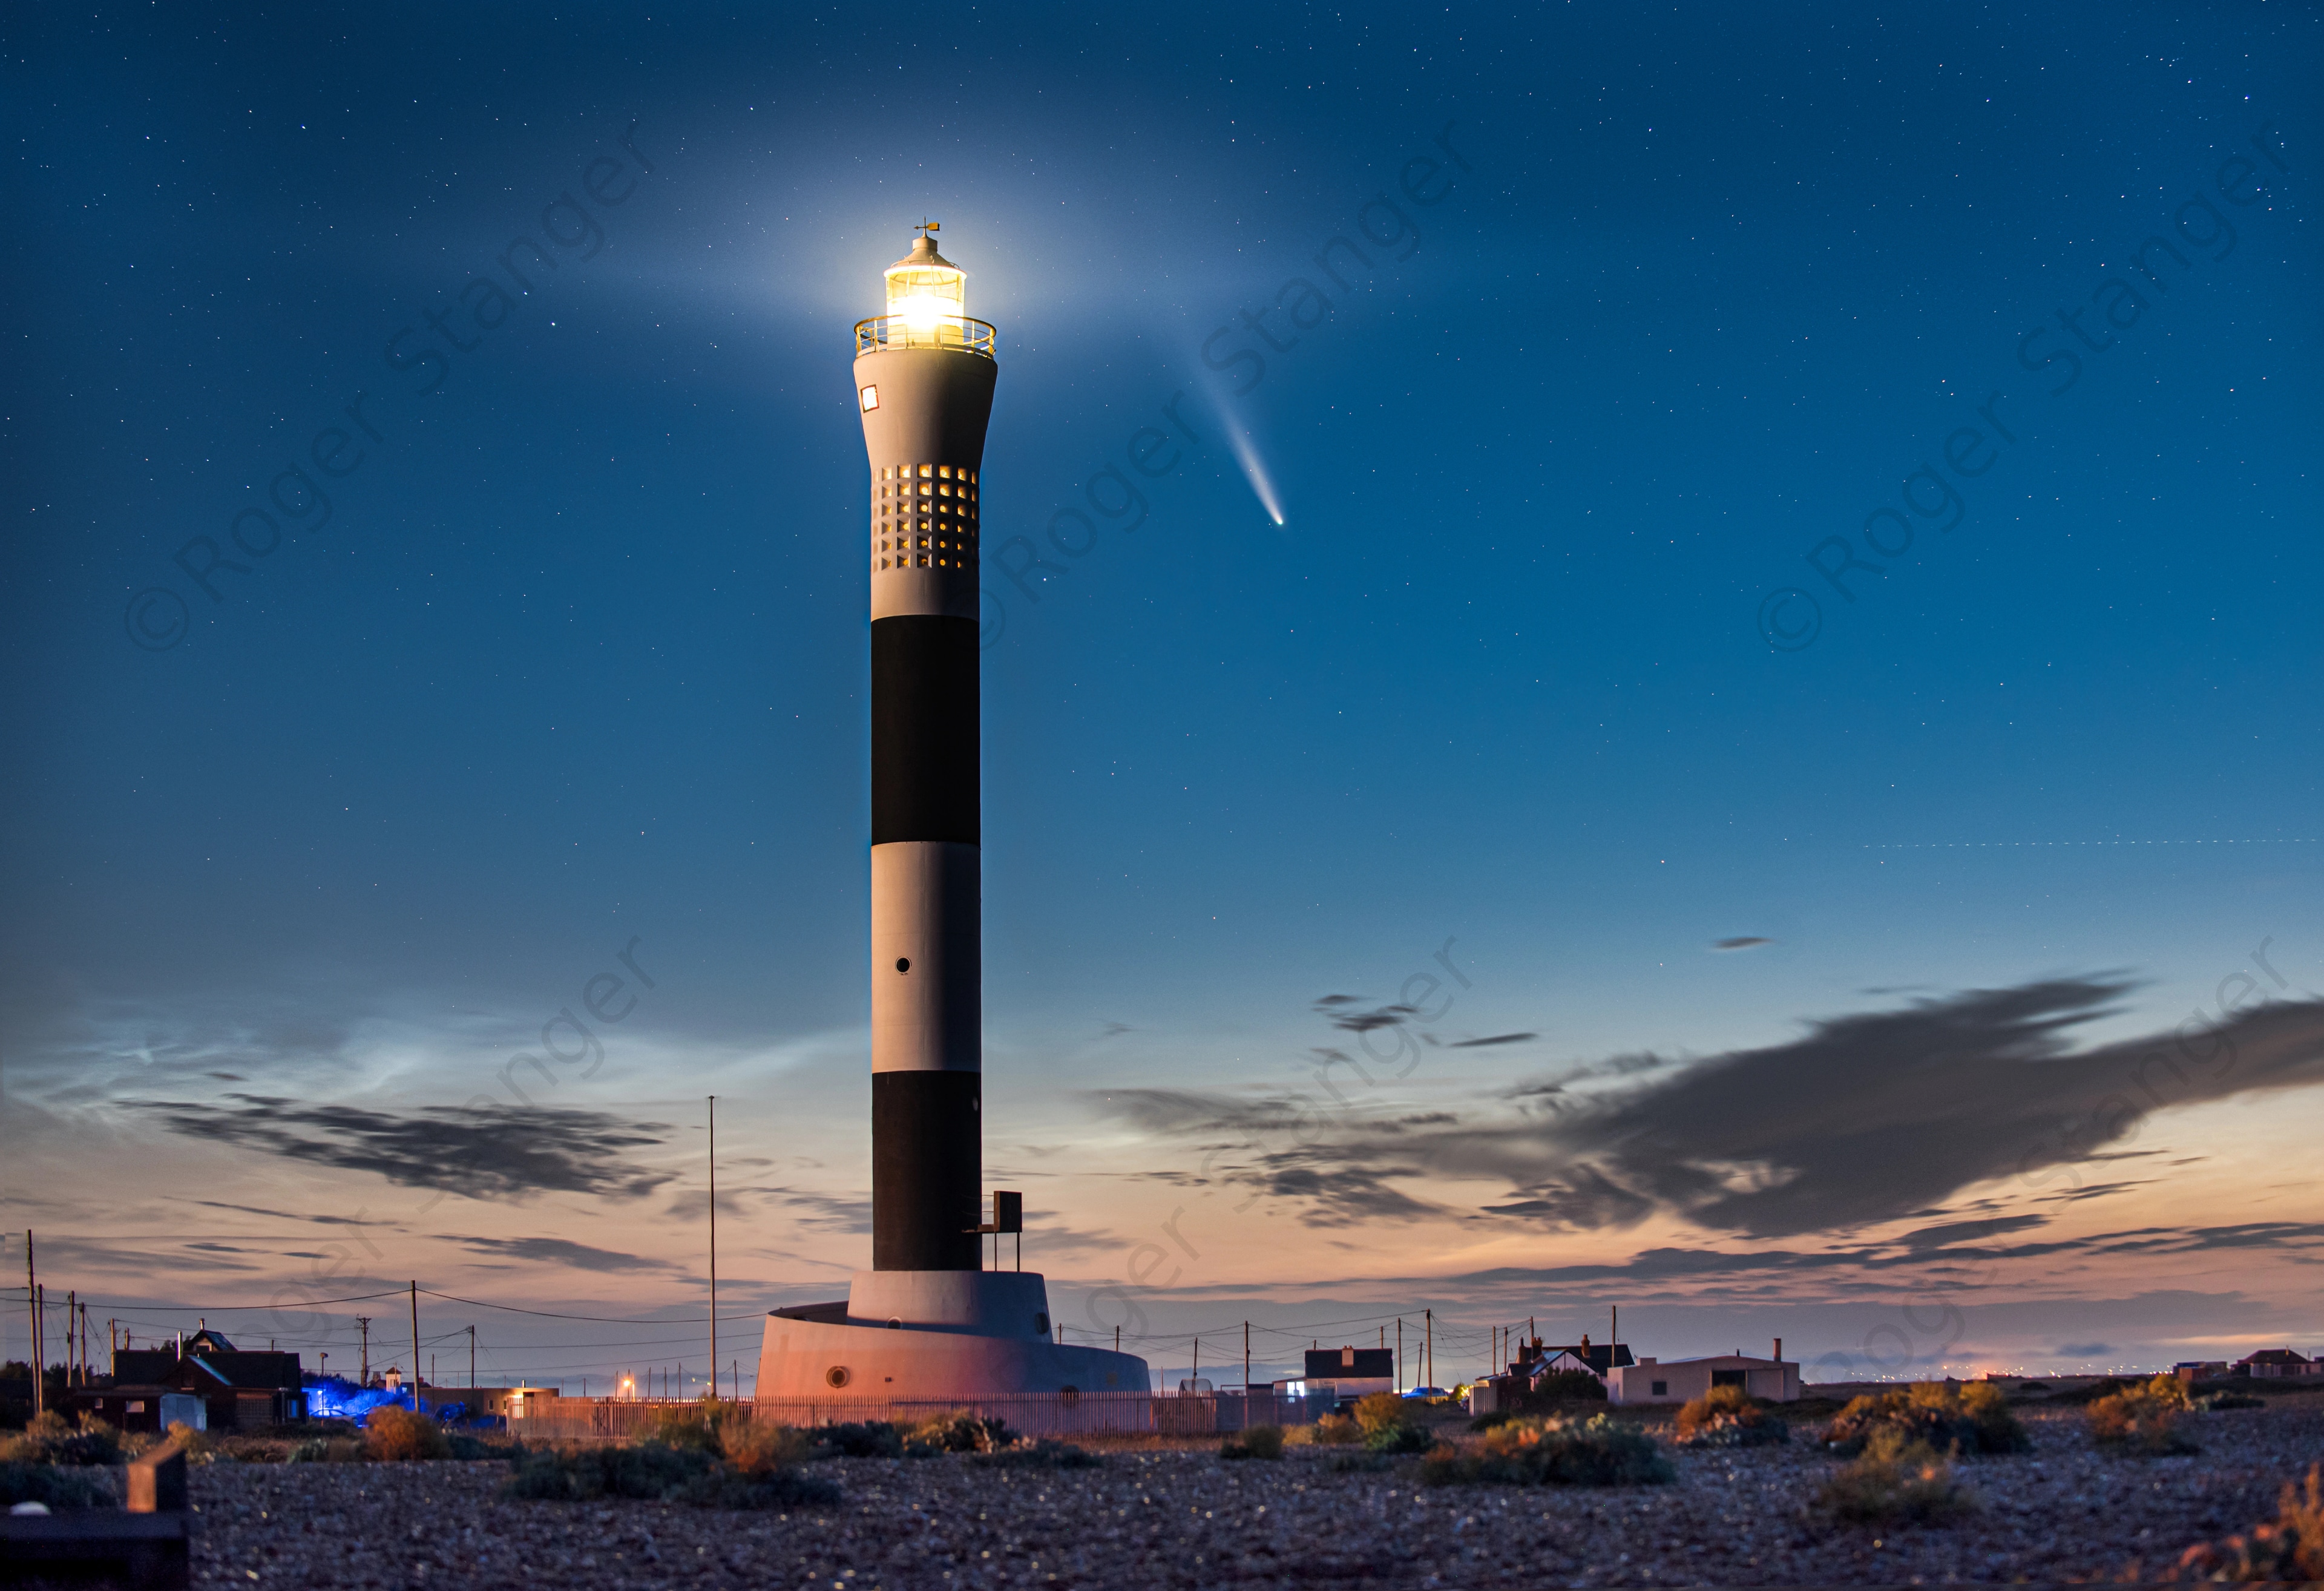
(1541, 1342), (1636, 1375)
(2239, 1348), (2314, 1366)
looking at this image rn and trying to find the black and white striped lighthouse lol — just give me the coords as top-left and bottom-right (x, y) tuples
(853, 225), (995, 1273)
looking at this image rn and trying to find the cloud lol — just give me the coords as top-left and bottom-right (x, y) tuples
(2056, 1342), (2112, 1356)
(1448, 1034), (1538, 1049)
(448, 1235), (672, 1273)
(1085, 977), (2324, 1244)
(1713, 938), (1773, 952)
(136, 1094), (674, 1201)
(1436, 978), (2324, 1238)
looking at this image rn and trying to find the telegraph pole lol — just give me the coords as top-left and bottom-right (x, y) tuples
(707, 1095), (717, 1405)
(1425, 1308), (1433, 1391)
(356, 1317), (372, 1385)
(468, 1325), (476, 1390)
(410, 1283), (421, 1405)
(24, 1232), (38, 1417)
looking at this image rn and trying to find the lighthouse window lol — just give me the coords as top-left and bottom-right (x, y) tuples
(918, 464), (932, 479)
(938, 465), (953, 479)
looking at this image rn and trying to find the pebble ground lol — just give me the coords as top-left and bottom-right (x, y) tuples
(179, 1401), (2323, 1587)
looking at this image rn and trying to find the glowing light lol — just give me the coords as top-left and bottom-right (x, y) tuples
(883, 231), (966, 341)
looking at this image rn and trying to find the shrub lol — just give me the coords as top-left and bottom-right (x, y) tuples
(720, 1422), (813, 1478)
(0, 1411), (126, 1467)
(1816, 1430), (1975, 1526)
(1352, 1393), (1433, 1454)
(977, 1438), (1100, 1469)
(2192, 1390), (2265, 1412)
(901, 1411), (1015, 1456)
(1674, 1385), (1788, 1449)
(364, 1405), (453, 1461)
(1825, 1382), (2027, 1457)
(1530, 1370), (1608, 1402)
(0, 1460), (118, 1509)
(2164, 1465), (2324, 1581)
(1469, 1410), (1515, 1432)
(810, 1421), (904, 1460)
(2089, 1379), (2197, 1455)
(506, 1436), (838, 1509)
(1287, 1412), (1362, 1446)
(1220, 1424), (1284, 1461)
(1420, 1414), (1673, 1488)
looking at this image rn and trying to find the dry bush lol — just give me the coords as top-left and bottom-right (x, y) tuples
(0, 1411), (123, 1466)
(902, 1411), (1014, 1455)
(718, 1422), (812, 1478)
(1674, 1385), (1788, 1449)
(364, 1405), (452, 1461)
(1420, 1414), (1672, 1488)
(2088, 1379), (2196, 1455)
(1287, 1412), (1362, 1446)
(1529, 1370), (1608, 1403)
(1220, 1424), (1285, 1461)
(1825, 1382), (2026, 1456)
(1816, 1429), (1975, 1526)
(2161, 1465), (2324, 1581)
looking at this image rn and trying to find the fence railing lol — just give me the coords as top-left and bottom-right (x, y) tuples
(511, 1390), (1325, 1442)
(853, 315), (997, 358)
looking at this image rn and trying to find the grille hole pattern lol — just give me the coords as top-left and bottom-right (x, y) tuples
(874, 464), (980, 571)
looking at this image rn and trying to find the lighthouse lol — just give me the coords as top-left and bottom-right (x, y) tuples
(753, 226), (1151, 1408)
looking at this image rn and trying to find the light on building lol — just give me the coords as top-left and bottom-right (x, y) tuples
(884, 229), (967, 340)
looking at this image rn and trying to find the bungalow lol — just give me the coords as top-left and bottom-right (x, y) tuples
(1275, 1347), (1394, 1406)
(2234, 1349), (2320, 1379)
(1604, 1343), (1800, 1406)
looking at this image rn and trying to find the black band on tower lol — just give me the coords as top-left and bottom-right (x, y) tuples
(872, 1070), (983, 1271)
(872, 615), (980, 845)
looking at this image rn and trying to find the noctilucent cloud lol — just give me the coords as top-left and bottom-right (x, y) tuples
(4, 1), (2319, 1391)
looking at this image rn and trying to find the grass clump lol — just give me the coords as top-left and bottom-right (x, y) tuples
(1825, 1381), (2028, 1456)
(1220, 1424), (1285, 1461)
(2162, 1465), (2324, 1581)
(363, 1405), (452, 1461)
(1287, 1412), (1362, 1446)
(1420, 1414), (1673, 1488)
(1673, 1385), (1788, 1449)
(2087, 1376), (2197, 1455)
(286, 1436), (367, 1464)
(1815, 1429), (1975, 1526)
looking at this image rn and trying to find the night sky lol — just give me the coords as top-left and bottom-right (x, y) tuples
(5, 2), (2320, 1393)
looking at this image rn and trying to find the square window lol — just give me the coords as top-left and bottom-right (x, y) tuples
(967, 470), (977, 484)
(919, 536), (930, 548)
(919, 464), (931, 479)
(859, 385), (878, 412)
(938, 465), (953, 479)
(1651, 1381), (1667, 1397)
(917, 554), (929, 566)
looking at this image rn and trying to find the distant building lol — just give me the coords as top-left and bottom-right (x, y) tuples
(2171, 1360), (2231, 1382)
(1606, 1349), (1800, 1406)
(2234, 1349), (2320, 1379)
(79, 1329), (304, 1431)
(1276, 1346), (1394, 1406)
(504, 1386), (564, 1422)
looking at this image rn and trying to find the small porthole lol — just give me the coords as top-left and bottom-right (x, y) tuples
(896, 957), (910, 973)
(826, 1366), (851, 1389)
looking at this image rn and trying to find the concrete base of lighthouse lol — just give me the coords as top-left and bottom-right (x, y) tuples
(753, 1271), (1150, 1401)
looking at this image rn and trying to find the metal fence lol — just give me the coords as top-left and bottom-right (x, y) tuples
(513, 1389), (1326, 1442)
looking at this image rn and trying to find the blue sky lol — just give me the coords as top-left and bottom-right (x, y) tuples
(4, 1), (2320, 1391)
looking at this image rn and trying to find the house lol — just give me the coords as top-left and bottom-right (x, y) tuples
(2234, 1349), (2320, 1379)
(1532, 1334), (1636, 1382)
(2172, 1361), (2231, 1382)
(1276, 1347), (1394, 1406)
(1605, 1345), (1800, 1406)
(84, 1329), (305, 1431)
(504, 1386), (564, 1422)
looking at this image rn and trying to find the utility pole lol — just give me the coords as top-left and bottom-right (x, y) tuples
(410, 1282), (421, 1405)
(67, 1291), (76, 1385)
(356, 1316), (372, 1385)
(468, 1325), (476, 1389)
(24, 1233), (38, 1417)
(1244, 1321), (1251, 1409)
(1397, 1318), (1404, 1393)
(1425, 1308), (1433, 1391)
(707, 1095), (717, 1405)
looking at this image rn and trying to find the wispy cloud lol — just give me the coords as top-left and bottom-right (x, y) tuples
(135, 1095), (673, 1201)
